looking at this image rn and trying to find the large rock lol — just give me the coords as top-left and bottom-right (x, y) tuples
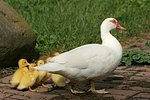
(0, 0), (36, 68)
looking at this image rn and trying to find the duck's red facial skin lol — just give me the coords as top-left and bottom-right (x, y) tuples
(110, 19), (117, 24)
(110, 19), (126, 30)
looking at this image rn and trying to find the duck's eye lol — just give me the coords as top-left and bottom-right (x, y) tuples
(113, 20), (116, 23)
(110, 20), (116, 24)
(24, 62), (26, 64)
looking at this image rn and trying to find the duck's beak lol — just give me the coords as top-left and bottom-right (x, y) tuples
(116, 22), (126, 30)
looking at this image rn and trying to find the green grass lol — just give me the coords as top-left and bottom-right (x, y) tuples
(4, 0), (150, 57)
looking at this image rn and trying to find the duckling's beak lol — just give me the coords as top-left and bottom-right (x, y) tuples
(27, 63), (30, 66)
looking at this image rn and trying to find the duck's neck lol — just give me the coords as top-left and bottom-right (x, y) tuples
(100, 26), (122, 56)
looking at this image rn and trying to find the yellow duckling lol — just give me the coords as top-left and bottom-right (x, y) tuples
(40, 57), (52, 87)
(51, 74), (66, 87)
(46, 57), (52, 63)
(53, 52), (60, 56)
(11, 59), (29, 86)
(36, 60), (47, 87)
(51, 52), (66, 87)
(17, 63), (38, 91)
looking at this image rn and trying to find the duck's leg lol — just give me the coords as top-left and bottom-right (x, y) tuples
(54, 83), (57, 88)
(29, 87), (37, 92)
(35, 83), (43, 88)
(70, 84), (85, 94)
(88, 82), (109, 94)
(41, 82), (49, 87)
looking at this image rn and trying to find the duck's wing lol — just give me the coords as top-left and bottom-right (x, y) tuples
(50, 44), (113, 69)
(33, 44), (114, 74)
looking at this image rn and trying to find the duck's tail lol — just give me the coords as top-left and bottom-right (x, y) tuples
(32, 62), (67, 74)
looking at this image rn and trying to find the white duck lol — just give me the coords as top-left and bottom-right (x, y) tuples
(33, 18), (126, 94)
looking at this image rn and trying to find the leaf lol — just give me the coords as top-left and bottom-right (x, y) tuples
(132, 54), (141, 60)
(123, 49), (130, 56)
(121, 56), (132, 66)
(125, 57), (132, 66)
(145, 40), (150, 49)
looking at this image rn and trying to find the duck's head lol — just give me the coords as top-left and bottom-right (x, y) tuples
(101, 18), (126, 31)
(37, 60), (44, 66)
(18, 59), (30, 68)
(29, 63), (37, 71)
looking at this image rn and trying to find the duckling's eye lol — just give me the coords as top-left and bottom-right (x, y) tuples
(24, 62), (26, 64)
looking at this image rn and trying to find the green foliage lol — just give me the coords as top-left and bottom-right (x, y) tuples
(129, 42), (138, 47)
(139, 38), (144, 42)
(4, 0), (150, 56)
(121, 85), (130, 90)
(0, 79), (3, 83)
(145, 40), (150, 49)
(120, 49), (150, 66)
